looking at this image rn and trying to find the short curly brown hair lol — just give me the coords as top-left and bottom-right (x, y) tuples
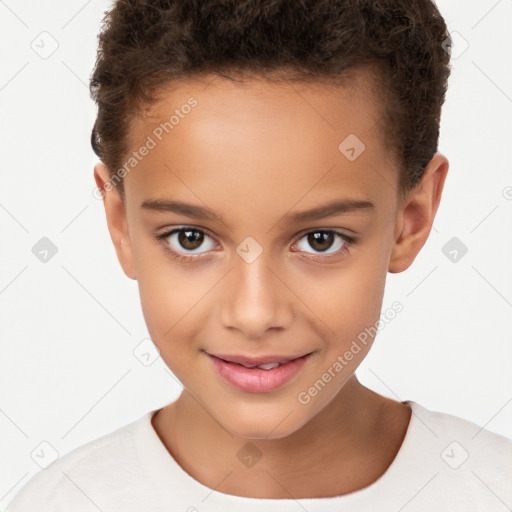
(89, 0), (452, 200)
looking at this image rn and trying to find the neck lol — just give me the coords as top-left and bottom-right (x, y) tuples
(152, 376), (411, 499)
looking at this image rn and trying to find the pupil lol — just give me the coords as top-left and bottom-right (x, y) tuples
(308, 232), (333, 252)
(179, 229), (203, 250)
(176, 231), (334, 252)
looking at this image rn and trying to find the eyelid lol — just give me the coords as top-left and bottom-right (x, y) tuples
(156, 225), (357, 261)
(295, 225), (357, 240)
(157, 225), (220, 250)
(290, 229), (356, 261)
(157, 225), (356, 243)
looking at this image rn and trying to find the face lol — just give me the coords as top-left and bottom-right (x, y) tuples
(96, 71), (447, 439)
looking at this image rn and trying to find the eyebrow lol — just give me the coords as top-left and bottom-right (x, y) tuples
(281, 198), (374, 223)
(140, 198), (374, 224)
(140, 199), (224, 221)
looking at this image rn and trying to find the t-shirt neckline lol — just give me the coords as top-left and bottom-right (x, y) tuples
(133, 400), (420, 506)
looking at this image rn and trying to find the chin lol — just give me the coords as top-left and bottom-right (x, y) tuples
(216, 405), (311, 441)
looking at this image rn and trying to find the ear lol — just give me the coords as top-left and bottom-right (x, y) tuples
(93, 162), (137, 280)
(388, 153), (449, 273)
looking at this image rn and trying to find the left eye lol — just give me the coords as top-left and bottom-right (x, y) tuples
(293, 230), (352, 255)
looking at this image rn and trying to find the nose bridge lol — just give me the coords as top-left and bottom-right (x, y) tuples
(219, 242), (293, 338)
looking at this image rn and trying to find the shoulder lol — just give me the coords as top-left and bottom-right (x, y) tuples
(408, 400), (512, 458)
(403, 401), (512, 508)
(5, 412), (153, 512)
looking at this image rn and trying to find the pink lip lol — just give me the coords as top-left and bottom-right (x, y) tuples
(207, 353), (312, 393)
(207, 352), (308, 366)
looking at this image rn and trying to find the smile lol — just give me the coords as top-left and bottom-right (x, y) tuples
(206, 352), (312, 393)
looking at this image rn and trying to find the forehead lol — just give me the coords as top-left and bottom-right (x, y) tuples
(124, 71), (397, 220)
(134, 69), (384, 144)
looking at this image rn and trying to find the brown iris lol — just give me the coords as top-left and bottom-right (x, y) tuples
(178, 229), (204, 250)
(307, 232), (334, 252)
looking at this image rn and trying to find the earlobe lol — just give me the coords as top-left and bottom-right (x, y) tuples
(388, 153), (449, 273)
(93, 162), (137, 280)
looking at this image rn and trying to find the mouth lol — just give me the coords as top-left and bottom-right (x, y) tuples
(205, 351), (313, 393)
(206, 352), (310, 368)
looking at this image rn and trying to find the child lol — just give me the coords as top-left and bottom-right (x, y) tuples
(7, 0), (512, 510)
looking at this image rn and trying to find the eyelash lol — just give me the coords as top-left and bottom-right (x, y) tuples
(155, 227), (357, 264)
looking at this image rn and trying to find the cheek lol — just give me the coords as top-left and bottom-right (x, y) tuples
(297, 249), (389, 379)
(135, 256), (216, 372)
(131, 230), (202, 331)
(303, 258), (387, 332)
(137, 278), (200, 385)
(138, 271), (196, 333)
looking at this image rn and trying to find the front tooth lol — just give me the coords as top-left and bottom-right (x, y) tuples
(256, 362), (280, 370)
(239, 362), (257, 368)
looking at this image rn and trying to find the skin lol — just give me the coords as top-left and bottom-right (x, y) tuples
(94, 70), (449, 499)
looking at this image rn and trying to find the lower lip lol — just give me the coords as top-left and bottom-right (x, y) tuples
(207, 353), (311, 393)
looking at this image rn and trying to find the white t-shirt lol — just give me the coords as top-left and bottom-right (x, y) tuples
(5, 401), (512, 511)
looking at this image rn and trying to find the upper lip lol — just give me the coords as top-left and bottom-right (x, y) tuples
(207, 352), (311, 366)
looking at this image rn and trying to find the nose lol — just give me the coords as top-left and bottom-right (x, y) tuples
(219, 251), (294, 339)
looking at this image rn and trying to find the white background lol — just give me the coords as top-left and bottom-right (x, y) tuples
(1, 0), (511, 508)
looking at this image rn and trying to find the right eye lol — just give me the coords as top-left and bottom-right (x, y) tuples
(156, 226), (218, 262)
